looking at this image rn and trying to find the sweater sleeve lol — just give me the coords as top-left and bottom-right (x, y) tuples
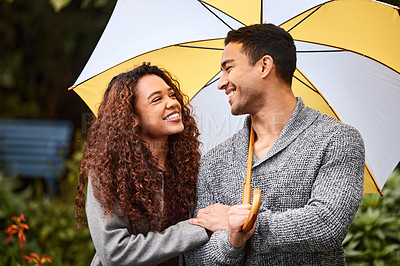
(85, 179), (209, 266)
(251, 126), (365, 253)
(184, 157), (246, 265)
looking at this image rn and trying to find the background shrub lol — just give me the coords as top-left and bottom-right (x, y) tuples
(0, 131), (94, 266)
(344, 169), (400, 265)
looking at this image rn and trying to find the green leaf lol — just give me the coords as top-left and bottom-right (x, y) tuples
(49, 0), (72, 12)
(375, 229), (385, 240)
(381, 244), (400, 257)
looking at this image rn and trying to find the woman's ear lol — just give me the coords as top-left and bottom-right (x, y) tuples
(260, 55), (273, 78)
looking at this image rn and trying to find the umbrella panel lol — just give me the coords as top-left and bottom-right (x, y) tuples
(281, 0), (400, 74)
(295, 43), (400, 194)
(71, 0), (400, 194)
(202, 0), (262, 25)
(73, 39), (224, 116)
(292, 69), (378, 194)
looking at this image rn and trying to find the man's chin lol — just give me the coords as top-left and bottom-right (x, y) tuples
(230, 108), (245, 116)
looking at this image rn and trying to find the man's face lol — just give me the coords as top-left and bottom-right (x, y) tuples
(217, 42), (261, 115)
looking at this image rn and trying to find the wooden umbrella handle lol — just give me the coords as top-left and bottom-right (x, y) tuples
(241, 124), (261, 232)
(242, 125), (255, 205)
(242, 189), (261, 232)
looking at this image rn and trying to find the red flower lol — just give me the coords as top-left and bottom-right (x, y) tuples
(24, 253), (53, 266)
(4, 214), (29, 249)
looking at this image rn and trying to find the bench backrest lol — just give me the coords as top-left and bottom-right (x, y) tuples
(0, 119), (74, 182)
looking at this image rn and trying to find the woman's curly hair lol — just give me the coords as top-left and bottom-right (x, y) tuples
(75, 62), (201, 230)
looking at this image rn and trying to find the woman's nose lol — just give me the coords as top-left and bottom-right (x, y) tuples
(166, 96), (179, 109)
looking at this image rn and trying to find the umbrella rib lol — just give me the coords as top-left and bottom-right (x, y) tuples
(260, 0), (263, 24)
(293, 75), (318, 93)
(70, 42), (223, 90)
(297, 50), (346, 54)
(199, 1), (233, 30)
(294, 68), (341, 122)
(190, 71), (221, 101)
(177, 44), (223, 51)
(295, 40), (400, 76)
(198, 1), (245, 28)
(279, 1), (334, 29)
(204, 76), (220, 88)
(287, 3), (326, 33)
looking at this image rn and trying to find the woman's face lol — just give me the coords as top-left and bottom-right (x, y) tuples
(135, 74), (184, 143)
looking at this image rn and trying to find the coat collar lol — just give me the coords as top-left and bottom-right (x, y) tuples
(235, 98), (319, 168)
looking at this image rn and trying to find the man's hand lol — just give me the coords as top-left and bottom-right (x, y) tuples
(228, 204), (256, 248)
(190, 203), (230, 233)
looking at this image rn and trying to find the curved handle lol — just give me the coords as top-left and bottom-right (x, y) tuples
(241, 122), (261, 232)
(242, 188), (261, 232)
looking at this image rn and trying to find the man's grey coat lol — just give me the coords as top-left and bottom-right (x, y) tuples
(185, 98), (365, 265)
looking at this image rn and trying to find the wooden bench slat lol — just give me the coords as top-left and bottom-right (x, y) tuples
(0, 119), (74, 191)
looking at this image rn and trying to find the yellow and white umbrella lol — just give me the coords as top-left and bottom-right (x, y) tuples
(70, 0), (400, 195)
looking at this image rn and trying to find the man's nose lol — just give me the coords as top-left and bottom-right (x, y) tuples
(217, 73), (228, 91)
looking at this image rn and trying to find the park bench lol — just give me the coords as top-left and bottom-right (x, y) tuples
(0, 119), (74, 192)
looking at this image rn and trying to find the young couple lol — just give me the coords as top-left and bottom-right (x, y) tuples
(76, 24), (365, 265)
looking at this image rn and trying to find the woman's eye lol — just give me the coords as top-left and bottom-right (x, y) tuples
(170, 93), (177, 98)
(152, 97), (161, 103)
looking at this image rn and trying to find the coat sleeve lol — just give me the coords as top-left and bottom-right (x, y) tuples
(184, 156), (246, 266)
(251, 126), (365, 253)
(85, 179), (209, 266)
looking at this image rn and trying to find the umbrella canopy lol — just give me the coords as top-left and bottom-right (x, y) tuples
(70, 0), (400, 195)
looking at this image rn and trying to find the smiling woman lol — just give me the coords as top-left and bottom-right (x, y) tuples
(135, 74), (185, 155)
(74, 63), (214, 265)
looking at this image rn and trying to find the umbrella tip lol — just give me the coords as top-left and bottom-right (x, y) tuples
(68, 85), (75, 91)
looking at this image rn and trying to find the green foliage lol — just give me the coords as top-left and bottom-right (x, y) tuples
(0, 0), (115, 121)
(0, 175), (32, 266)
(344, 169), (400, 265)
(48, 0), (110, 12)
(49, 0), (71, 13)
(64, 130), (85, 193)
(1, 132), (93, 266)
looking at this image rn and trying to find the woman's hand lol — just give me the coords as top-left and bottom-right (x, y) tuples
(190, 203), (230, 234)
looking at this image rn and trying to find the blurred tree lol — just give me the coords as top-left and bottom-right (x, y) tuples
(0, 0), (115, 127)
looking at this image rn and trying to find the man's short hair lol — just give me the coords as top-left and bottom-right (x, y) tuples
(225, 23), (296, 86)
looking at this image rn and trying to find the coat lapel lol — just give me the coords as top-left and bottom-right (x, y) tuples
(253, 98), (319, 167)
(233, 116), (252, 175)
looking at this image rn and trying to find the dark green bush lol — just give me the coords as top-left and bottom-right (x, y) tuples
(344, 169), (400, 265)
(1, 131), (94, 266)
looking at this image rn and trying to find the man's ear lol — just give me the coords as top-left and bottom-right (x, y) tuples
(260, 55), (273, 78)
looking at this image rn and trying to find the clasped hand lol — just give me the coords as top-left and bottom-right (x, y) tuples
(190, 203), (256, 248)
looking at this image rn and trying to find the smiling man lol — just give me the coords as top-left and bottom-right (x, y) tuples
(185, 24), (365, 265)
